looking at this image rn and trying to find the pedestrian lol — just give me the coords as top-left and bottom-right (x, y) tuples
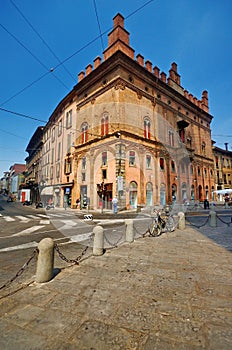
(112, 196), (118, 214)
(76, 198), (80, 209)
(224, 195), (229, 209)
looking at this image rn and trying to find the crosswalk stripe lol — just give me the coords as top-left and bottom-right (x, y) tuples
(3, 216), (15, 222)
(39, 220), (50, 225)
(15, 215), (30, 222)
(27, 215), (40, 219)
(12, 225), (45, 236)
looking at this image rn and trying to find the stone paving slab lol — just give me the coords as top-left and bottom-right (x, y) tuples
(0, 227), (232, 349)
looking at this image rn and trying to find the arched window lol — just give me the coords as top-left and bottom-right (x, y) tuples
(101, 114), (109, 136)
(146, 182), (153, 206)
(202, 141), (206, 155)
(144, 117), (151, 139)
(129, 181), (138, 208)
(81, 123), (88, 143)
(181, 182), (187, 202)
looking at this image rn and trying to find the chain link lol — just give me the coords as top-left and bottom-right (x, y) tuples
(216, 214), (232, 227)
(133, 223), (150, 237)
(0, 248), (38, 291)
(186, 215), (210, 228)
(54, 241), (91, 264)
(104, 228), (125, 248)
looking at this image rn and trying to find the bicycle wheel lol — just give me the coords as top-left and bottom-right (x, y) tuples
(165, 216), (175, 232)
(149, 222), (162, 236)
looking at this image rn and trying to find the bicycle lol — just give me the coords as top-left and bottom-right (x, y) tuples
(148, 207), (175, 236)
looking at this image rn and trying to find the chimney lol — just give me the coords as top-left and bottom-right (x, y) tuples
(78, 71), (85, 82)
(86, 64), (93, 76)
(103, 13), (135, 60)
(145, 60), (152, 72)
(160, 72), (167, 83)
(202, 90), (208, 107)
(153, 66), (160, 78)
(94, 56), (101, 69)
(136, 54), (144, 66)
(168, 62), (180, 85)
(225, 142), (228, 151)
(201, 90), (209, 112)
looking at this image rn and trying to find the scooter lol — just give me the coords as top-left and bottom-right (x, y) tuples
(23, 200), (32, 206)
(46, 203), (55, 210)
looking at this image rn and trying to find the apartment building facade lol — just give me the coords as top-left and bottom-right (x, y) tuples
(213, 143), (232, 196)
(34, 13), (215, 209)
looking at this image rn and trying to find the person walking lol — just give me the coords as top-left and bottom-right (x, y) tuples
(112, 196), (118, 214)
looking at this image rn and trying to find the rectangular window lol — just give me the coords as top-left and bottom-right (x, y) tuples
(146, 155), (151, 168)
(102, 169), (107, 179)
(129, 151), (135, 166)
(82, 172), (86, 182)
(57, 142), (61, 160)
(168, 130), (174, 146)
(58, 119), (62, 136)
(64, 157), (72, 174)
(67, 134), (71, 153)
(50, 166), (53, 179)
(179, 129), (185, 143)
(66, 110), (72, 128)
(82, 157), (86, 170)
(171, 160), (175, 172)
(51, 148), (54, 164)
(160, 157), (164, 170)
(56, 164), (60, 178)
(102, 151), (107, 166)
(52, 127), (56, 142)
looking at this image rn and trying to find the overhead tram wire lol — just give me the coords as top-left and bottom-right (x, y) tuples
(0, 22), (69, 106)
(9, 0), (76, 83)
(1, 0), (155, 107)
(93, 0), (104, 52)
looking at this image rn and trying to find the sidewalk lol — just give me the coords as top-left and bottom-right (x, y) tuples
(0, 225), (232, 349)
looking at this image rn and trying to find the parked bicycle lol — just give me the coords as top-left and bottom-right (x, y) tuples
(148, 207), (175, 236)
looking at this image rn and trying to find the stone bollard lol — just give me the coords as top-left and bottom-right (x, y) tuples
(209, 210), (217, 227)
(125, 219), (134, 243)
(178, 212), (185, 230)
(93, 225), (104, 256)
(36, 238), (54, 283)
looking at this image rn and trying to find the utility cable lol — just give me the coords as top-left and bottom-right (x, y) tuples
(0, 22), (69, 98)
(93, 0), (104, 52)
(1, 0), (155, 106)
(9, 0), (76, 83)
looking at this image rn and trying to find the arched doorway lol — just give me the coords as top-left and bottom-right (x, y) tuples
(160, 183), (166, 206)
(181, 182), (187, 203)
(129, 181), (138, 209)
(205, 185), (209, 199)
(171, 184), (177, 203)
(198, 185), (203, 201)
(146, 182), (153, 206)
(191, 185), (195, 201)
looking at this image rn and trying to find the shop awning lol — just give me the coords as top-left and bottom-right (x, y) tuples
(40, 186), (53, 195)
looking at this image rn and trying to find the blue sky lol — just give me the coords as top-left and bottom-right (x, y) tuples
(0, 0), (231, 177)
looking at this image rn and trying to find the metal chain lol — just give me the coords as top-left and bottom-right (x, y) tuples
(54, 240), (91, 265)
(0, 248), (38, 291)
(186, 215), (210, 228)
(133, 223), (150, 237)
(216, 214), (232, 227)
(104, 229), (125, 248)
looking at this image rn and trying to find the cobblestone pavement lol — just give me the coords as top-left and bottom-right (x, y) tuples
(0, 223), (232, 349)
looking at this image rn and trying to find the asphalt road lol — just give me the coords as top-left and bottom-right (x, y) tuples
(1, 194), (231, 290)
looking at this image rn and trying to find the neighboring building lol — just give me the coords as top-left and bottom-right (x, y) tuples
(25, 126), (44, 203)
(0, 172), (10, 193)
(8, 163), (26, 195)
(213, 142), (232, 200)
(38, 13), (215, 209)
